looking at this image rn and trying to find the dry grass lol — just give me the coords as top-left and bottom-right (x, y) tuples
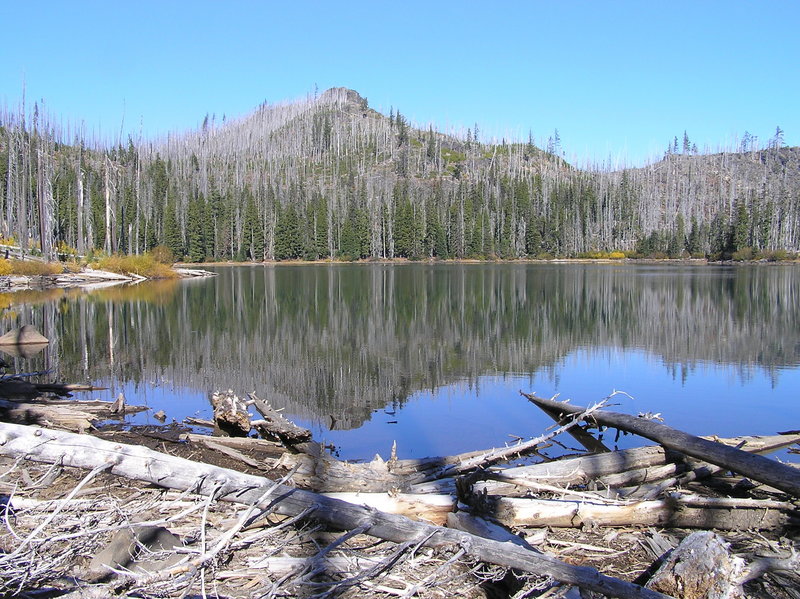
(93, 254), (178, 279)
(0, 259), (63, 276)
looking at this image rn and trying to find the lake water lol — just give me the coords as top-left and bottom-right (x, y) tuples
(2, 262), (799, 461)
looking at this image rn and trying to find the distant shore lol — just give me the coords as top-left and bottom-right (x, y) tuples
(177, 256), (799, 268)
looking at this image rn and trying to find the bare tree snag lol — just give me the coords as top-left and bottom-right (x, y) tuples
(0, 423), (674, 599)
(523, 392), (800, 498)
(645, 531), (745, 599)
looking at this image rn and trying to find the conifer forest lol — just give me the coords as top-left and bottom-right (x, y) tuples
(1, 87), (798, 263)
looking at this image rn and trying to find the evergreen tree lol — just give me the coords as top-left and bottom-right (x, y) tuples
(732, 200), (750, 251)
(163, 197), (183, 259)
(274, 204), (302, 260)
(186, 195), (206, 262)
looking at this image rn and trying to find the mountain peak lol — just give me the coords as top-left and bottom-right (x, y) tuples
(319, 87), (366, 106)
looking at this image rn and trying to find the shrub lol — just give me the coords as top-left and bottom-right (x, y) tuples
(759, 249), (791, 262)
(6, 259), (62, 275)
(575, 250), (626, 260)
(150, 245), (175, 264)
(731, 247), (754, 261)
(95, 254), (177, 279)
(0, 259), (11, 276)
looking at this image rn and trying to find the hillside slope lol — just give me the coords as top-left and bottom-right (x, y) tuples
(1, 88), (798, 261)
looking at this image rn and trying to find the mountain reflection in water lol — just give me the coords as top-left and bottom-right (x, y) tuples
(1, 263), (798, 459)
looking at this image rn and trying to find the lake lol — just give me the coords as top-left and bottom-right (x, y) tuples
(2, 262), (799, 461)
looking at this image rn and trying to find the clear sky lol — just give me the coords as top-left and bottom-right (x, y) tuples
(2, 1), (798, 166)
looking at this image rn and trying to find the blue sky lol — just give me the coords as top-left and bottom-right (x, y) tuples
(2, 1), (798, 166)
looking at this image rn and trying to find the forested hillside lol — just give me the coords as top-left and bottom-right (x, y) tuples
(1, 87), (798, 262)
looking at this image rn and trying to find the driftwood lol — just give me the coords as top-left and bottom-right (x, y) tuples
(482, 495), (798, 530)
(537, 399), (611, 453)
(474, 433), (800, 498)
(210, 390), (251, 436)
(0, 394), (145, 432)
(0, 422), (673, 599)
(523, 392), (800, 498)
(321, 492), (456, 526)
(277, 444), (412, 492)
(248, 392), (312, 445)
(646, 531), (745, 599)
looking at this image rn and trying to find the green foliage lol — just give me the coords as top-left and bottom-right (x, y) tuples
(275, 204), (303, 260)
(441, 148), (466, 164)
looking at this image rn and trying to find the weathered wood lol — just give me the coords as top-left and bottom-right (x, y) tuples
(248, 392), (311, 445)
(483, 495), (798, 530)
(523, 392), (800, 498)
(321, 492), (455, 526)
(0, 397), (94, 432)
(646, 531), (745, 599)
(0, 423), (674, 599)
(446, 512), (534, 549)
(277, 444), (412, 492)
(210, 390), (251, 436)
(537, 401), (611, 453)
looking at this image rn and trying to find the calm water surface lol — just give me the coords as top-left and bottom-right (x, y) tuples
(2, 263), (799, 460)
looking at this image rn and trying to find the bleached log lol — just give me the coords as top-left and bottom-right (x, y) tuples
(0, 423), (673, 599)
(446, 512), (534, 549)
(523, 393), (800, 498)
(474, 445), (673, 496)
(646, 531), (745, 599)
(0, 397), (94, 432)
(321, 492), (455, 526)
(484, 496), (798, 530)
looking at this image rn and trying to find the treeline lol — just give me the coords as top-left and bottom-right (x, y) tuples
(1, 87), (799, 263)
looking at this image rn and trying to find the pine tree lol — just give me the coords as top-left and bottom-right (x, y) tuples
(186, 195), (206, 262)
(163, 196), (183, 259)
(274, 204), (302, 260)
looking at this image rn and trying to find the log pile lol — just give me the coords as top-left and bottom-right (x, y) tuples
(0, 387), (799, 598)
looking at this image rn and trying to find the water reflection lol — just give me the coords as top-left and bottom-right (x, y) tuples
(1, 263), (798, 448)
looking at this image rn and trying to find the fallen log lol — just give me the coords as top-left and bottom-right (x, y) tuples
(537, 399), (611, 453)
(277, 444), (412, 492)
(0, 397), (95, 432)
(0, 422), (674, 599)
(473, 445), (674, 497)
(321, 492), (455, 526)
(482, 495), (799, 530)
(523, 392), (800, 498)
(475, 433), (800, 498)
(248, 392), (312, 445)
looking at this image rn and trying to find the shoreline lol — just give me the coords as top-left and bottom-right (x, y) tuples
(1, 257), (797, 294)
(178, 256), (800, 267)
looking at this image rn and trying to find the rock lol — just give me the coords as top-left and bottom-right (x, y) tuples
(85, 525), (184, 582)
(0, 325), (49, 346)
